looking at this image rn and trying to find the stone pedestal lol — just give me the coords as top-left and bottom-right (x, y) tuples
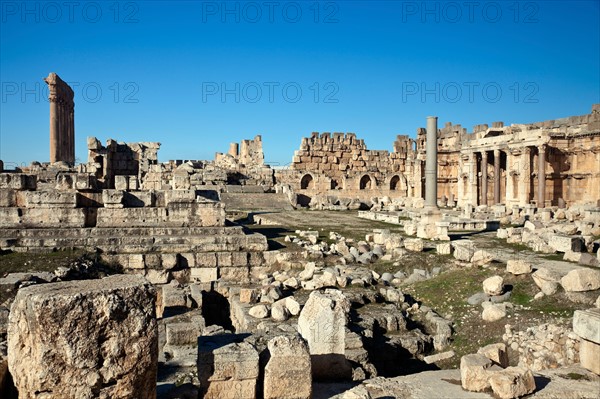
(417, 208), (443, 239)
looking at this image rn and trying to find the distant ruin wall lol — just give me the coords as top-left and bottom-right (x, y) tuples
(284, 105), (600, 208)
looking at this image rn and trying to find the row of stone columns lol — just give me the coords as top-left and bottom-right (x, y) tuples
(468, 145), (546, 207)
(44, 73), (75, 164)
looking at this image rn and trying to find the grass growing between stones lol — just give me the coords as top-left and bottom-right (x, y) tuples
(488, 237), (531, 253)
(243, 210), (406, 251)
(0, 249), (85, 275)
(403, 264), (581, 369)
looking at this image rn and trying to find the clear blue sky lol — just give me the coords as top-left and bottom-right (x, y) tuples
(1, 1), (599, 167)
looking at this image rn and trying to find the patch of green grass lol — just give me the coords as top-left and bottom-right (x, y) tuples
(510, 286), (533, 306)
(0, 249), (86, 275)
(405, 267), (491, 315)
(543, 253), (565, 261)
(490, 238), (530, 253)
(562, 372), (590, 381)
(508, 278), (575, 316)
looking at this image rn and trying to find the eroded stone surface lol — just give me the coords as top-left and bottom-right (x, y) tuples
(8, 275), (158, 399)
(298, 289), (352, 380)
(264, 335), (312, 399)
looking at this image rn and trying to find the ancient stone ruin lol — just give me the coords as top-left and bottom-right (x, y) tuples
(0, 74), (599, 398)
(44, 73), (75, 165)
(279, 104), (600, 210)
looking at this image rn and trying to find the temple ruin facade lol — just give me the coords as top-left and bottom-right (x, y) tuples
(279, 104), (600, 209)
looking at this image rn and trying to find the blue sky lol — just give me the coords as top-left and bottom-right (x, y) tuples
(1, 0), (599, 167)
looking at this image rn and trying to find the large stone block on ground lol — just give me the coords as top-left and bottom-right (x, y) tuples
(7, 275), (158, 399)
(532, 267), (562, 295)
(477, 343), (509, 367)
(548, 235), (585, 253)
(506, 259), (532, 275)
(264, 335), (312, 399)
(298, 289), (352, 380)
(452, 240), (476, 261)
(197, 335), (259, 399)
(573, 308), (600, 343)
(436, 242), (452, 255)
(404, 238), (424, 252)
(561, 269), (600, 292)
(483, 275), (504, 296)
(460, 354), (498, 392)
(488, 367), (535, 399)
(579, 338), (600, 375)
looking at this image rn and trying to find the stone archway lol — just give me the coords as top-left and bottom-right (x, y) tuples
(359, 175), (372, 190)
(300, 174), (314, 190)
(390, 175), (400, 190)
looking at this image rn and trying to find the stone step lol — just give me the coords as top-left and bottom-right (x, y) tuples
(221, 192), (293, 211)
(0, 226), (250, 237)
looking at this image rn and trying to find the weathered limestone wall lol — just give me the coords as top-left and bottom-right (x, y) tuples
(213, 135), (274, 187)
(84, 137), (160, 189)
(280, 132), (417, 200)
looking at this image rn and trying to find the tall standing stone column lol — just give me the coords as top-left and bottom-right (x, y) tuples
(425, 116), (438, 208)
(494, 149), (501, 204)
(48, 93), (60, 163)
(519, 148), (531, 206)
(469, 152), (477, 206)
(481, 151), (488, 206)
(44, 73), (75, 164)
(538, 145), (546, 208)
(505, 150), (514, 205)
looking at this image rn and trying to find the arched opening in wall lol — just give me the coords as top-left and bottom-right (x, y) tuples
(331, 179), (339, 189)
(359, 175), (372, 190)
(300, 174), (314, 190)
(390, 175), (400, 190)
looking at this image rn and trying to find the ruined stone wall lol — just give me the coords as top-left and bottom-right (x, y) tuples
(281, 132), (417, 199)
(457, 105), (600, 208)
(284, 104), (600, 209)
(213, 135), (273, 188)
(84, 137), (160, 189)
